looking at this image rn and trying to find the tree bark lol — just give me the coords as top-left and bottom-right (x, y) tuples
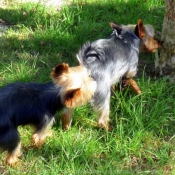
(155, 0), (175, 75)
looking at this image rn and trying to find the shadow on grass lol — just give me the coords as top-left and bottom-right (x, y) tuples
(0, 0), (165, 88)
(0, 0), (164, 66)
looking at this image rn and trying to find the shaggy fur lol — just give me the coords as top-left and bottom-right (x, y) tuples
(77, 26), (140, 129)
(58, 20), (161, 132)
(0, 63), (96, 166)
(60, 20), (161, 130)
(110, 19), (161, 53)
(110, 19), (161, 94)
(75, 20), (145, 130)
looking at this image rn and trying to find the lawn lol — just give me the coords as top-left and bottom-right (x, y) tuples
(0, 0), (175, 174)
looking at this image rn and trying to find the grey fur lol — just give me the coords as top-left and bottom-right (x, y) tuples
(77, 27), (141, 129)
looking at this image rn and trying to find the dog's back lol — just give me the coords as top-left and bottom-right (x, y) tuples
(77, 28), (140, 85)
(0, 82), (63, 127)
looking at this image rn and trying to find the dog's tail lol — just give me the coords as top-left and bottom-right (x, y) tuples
(77, 41), (106, 66)
(76, 41), (92, 66)
(51, 63), (97, 108)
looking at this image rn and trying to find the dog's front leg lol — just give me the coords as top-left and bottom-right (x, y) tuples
(122, 78), (141, 95)
(125, 70), (141, 95)
(61, 108), (73, 130)
(32, 116), (54, 147)
(127, 78), (141, 95)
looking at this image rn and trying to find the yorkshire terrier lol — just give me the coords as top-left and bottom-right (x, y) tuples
(110, 19), (161, 94)
(0, 63), (96, 166)
(69, 19), (158, 130)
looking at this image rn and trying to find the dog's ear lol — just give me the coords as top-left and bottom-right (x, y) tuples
(109, 22), (121, 29)
(134, 19), (146, 39)
(109, 22), (122, 34)
(64, 88), (81, 108)
(51, 63), (69, 79)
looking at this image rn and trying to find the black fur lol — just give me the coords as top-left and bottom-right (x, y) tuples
(0, 82), (63, 153)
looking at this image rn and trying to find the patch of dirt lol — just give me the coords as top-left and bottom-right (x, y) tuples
(0, 19), (10, 37)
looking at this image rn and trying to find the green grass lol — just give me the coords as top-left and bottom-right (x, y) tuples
(1, 0), (175, 174)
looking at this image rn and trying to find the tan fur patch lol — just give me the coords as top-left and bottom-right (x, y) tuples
(64, 88), (82, 108)
(124, 78), (142, 95)
(137, 19), (146, 39)
(144, 37), (159, 52)
(51, 64), (97, 108)
(61, 108), (73, 130)
(6, 142), (21, 167)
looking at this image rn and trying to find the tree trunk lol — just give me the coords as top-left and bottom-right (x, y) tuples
(155, 0), (175, 75)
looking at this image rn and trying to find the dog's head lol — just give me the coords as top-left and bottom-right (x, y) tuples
(110, 19), (161, 53)
(51, 63), (97, 108)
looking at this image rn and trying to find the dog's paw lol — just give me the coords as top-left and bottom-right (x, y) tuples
(98, 122), (112, 131)
(32, 134), (46, 148)
(121, 78), (130, 89)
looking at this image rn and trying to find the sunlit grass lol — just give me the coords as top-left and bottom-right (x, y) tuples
(1, 0), (175, 174)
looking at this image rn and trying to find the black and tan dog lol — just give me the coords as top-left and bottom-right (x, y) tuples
(62, 19), (160, 131)
(0, 63), (96, 166)
(110, 19), (161, 94)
